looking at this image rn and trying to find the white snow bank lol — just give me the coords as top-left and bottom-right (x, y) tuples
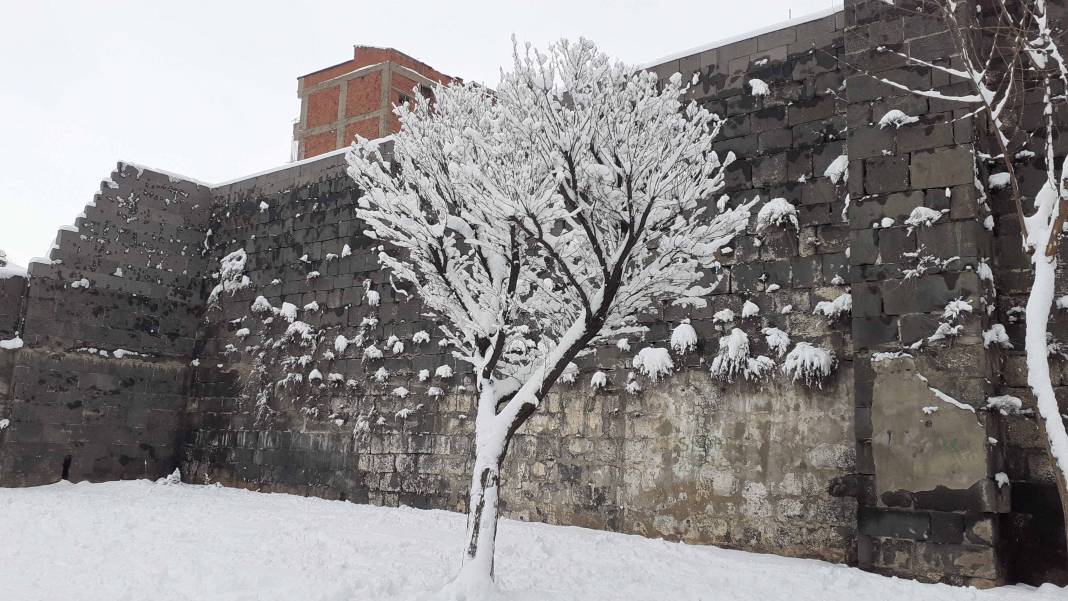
(0, 481), (1061, 601)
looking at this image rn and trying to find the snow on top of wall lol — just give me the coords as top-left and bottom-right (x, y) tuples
(0, 261), (27, 279)
(640, 6), (843, 69)
(118, 161), (214, 189)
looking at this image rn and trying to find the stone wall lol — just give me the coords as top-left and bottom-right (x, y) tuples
(0, 164), (212, 485)
(2, 0), (1067, 588)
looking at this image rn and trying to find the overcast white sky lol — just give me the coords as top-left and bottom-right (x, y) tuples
(0, 0), (839, 267)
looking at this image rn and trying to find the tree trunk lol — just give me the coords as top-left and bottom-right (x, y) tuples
(457, 448), (505, 585)
(1025, 249), (1068, 563)
(449, 377), (510, 592)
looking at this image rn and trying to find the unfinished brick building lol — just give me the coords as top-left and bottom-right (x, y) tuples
(294, 46), (456, 160)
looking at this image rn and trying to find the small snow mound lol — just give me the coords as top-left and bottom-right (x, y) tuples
(756, 198), (799, 233)
(782, 342), (836, 387)
(814, 293), (852, 320)
(670, 319), (699, 354)
(988, 172), (1011, 190)
(155, 468), (182, 485)
(762, 327), (790, 357)
(904, 206), (946, 230)
(0, 335), (24, 350)
(559, 362), (580, 384)
(710, 328), (750, 382)
(824, 155), (849, 185)
(632, 347), (674, 382)
(712, 308), (735, 324)
(878, 109), (919, 129)
(982, 324), (1013, 349)
(251, 296), (273, 314)
(742, 300), (760, 318)
(590, 371), (608, 389)
(748, 79), (770, 96)
(986, 395), (1025, 415)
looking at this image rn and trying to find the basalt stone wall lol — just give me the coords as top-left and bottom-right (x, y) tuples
(176, 11), (861, 564)
(0, 273), (27, 455)
(843, 0), (1068, 587)
(0, 164), (212, 486)
(972, 0), (1068, 584)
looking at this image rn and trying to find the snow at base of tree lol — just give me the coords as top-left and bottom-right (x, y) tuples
(1, 481), (1061, 601)
(632, 347), (673, 382)
(878, 109), (920, 129)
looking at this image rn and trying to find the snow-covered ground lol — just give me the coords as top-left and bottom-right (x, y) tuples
(1, 480), (1064, 601)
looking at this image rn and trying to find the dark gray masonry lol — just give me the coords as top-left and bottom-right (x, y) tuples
(0, 0), (1065, 588)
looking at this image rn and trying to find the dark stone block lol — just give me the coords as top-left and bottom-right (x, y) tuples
(929, 511), (965, 544)
(859, 507), (931, 540)
(853, 315), (899, 348)
(865, 155), (910, 194)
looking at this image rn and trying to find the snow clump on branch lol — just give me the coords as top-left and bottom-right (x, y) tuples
(632, 347), (674, 382)
(755, 197), (799, 233)
(782, 342), (836, 387)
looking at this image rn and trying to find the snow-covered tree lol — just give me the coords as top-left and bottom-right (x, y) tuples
(859, 0), (1068, 553)
(346, 38), (753, 589)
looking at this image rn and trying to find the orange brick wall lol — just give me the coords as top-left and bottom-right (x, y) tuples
(304, 131), (337, 158)
(345, 72), (382, 118)
(344, 118), (381, 145)
(352, 47), (452, 84)
(306, 87), (340, 128)
(296, 46), (458, 159)
(303, 60), (360, 88)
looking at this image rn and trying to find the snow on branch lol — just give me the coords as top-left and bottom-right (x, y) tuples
(755, 197), (799, 233)
(781, 342), (835, 388)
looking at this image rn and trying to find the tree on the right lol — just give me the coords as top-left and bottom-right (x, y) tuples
(852, 0), (1068, 559)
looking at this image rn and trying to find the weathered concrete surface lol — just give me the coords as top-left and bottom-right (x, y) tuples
(871, 356), (988, 495)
